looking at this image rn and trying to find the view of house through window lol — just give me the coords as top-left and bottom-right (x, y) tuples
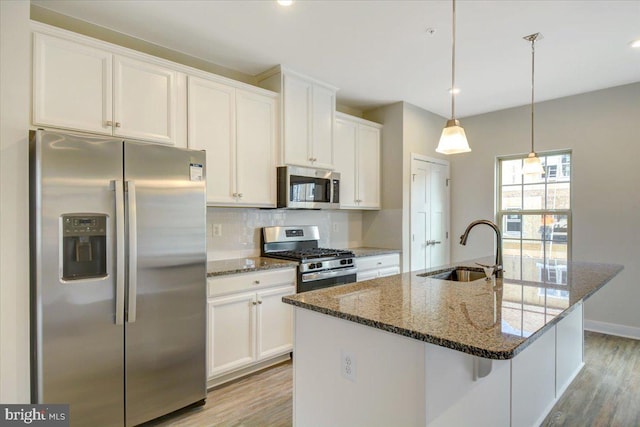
(497, 152), (571, 294)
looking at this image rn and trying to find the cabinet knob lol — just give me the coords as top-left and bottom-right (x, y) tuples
(258, 300), (263, 304)
(106, 120), (113, 127)
(115, 122), (121, 128)
(252, 301), (257, 305)
(238, 193), (243, 198)
(254, 280), (260, 284)
(377, 262), (382, 265)
(232, 193), (238, 197)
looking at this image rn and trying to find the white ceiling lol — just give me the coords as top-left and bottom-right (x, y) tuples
(32, 0), (640, 118)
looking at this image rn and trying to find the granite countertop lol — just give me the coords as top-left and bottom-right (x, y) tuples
(207, 257), (297, 277)
(283, 256), (623, 360)
(349, 247), (402, 257)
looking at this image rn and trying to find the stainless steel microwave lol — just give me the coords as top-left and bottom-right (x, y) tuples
(277, 166), (340, 209)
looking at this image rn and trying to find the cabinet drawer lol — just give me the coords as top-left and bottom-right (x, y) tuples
(208, 268), (296, 297)
(356, 253), (400, 271)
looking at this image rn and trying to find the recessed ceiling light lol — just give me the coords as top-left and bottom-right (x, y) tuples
(449, 87), (460, 95)
(630, 39), (640, 48)
(277, 0), (293, 6)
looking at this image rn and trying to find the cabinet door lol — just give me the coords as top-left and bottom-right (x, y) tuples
(256, 286), (295, 360)
(236, 89), (277, 207)
(207, 292), (256, 378)
(187, 76), (236, 204)
(114, 56), (178, 144)
(334, 118), (358, 208)
(282, 74), (312, 166)
(33, 33), (113, 135)
(357, 124), (381, 209)
(311, 85), (335, 169)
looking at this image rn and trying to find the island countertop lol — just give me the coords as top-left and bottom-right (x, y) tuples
(283, 256), (623, 359)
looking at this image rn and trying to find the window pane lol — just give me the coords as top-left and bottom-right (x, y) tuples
(522, 240), (543, 260)
(501, 159), (523, 185)
(502, 186), (522, 210)
(522, 215), (544, 240)
(546, 182), (570, 209)
(549, 214), (568, 244)
(523, 156), (546, 185)
(523, 184), (545, 209)
(545, 154), (570, 182)
(502, 214), (522, 238)
(502, 240), (521, 277)
(546, 241), (568, 262)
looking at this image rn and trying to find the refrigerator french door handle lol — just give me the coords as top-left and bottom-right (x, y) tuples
(114, 180), (126, 325)
(127, 181), (138, 323)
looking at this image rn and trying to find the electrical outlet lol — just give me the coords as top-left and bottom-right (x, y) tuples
(207, 223), (213, 237)
(341, 350), (356, 382)
(212, 224), (222, 237)
(332, 222), (338, 232)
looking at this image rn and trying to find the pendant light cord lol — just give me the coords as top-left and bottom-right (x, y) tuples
(530, 35), (535, 153)
(451, 0), (456, 120)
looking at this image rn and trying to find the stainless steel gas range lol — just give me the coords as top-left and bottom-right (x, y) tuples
(261, 225), (356, 293)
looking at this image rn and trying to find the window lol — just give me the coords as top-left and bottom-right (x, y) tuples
(497, 151), (571, 281)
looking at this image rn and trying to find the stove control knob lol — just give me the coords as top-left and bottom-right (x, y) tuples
(316, 262), (323, 269)
(347, 259), (353, 264)
(309, 263), (316, 269)
(340, 259), (347, 265)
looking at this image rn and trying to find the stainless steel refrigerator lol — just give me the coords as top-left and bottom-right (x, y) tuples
(29, 130), (207, 426)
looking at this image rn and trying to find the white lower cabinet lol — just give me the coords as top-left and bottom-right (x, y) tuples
(207, 268), (295, 383)
(356, 253), (400, 282)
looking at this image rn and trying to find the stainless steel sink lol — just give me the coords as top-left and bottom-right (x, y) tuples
(419, 267), (486, 282)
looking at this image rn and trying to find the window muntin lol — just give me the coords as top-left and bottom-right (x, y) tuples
(497, 151), (571, 289)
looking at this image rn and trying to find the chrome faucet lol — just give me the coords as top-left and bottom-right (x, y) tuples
(460, 220), (503, 278)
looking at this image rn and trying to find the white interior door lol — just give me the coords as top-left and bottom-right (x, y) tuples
(429, 162), (449, 267)
(410, 157), (450, 272)
(411, 161), (429, 272)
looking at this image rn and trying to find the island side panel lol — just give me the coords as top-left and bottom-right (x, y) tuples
(555, 302), (584, 396)
(511, 327), (557, 427)
(293, 308), (426, 427)
(424, 343), (510, 427)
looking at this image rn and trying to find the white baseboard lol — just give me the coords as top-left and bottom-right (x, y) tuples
(584, 319), (640, 340)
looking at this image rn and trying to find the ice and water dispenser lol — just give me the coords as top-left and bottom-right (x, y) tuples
(61, 214), (107, 281)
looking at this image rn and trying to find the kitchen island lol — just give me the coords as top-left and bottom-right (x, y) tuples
(283, 257), (622, 427)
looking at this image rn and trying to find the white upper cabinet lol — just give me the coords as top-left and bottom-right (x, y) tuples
(187, 76), (235, 204)
(32, 28), (186, 147)
(334, 113), (382, 209)
(33, 32), (113, 136)
(258, 66), (337, 170)
(235, 89), (278, 206)
(113, 56), (179, 144)
(188, 75), (277, 207)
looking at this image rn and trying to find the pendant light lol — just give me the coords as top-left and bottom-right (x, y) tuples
(522, 33), (545, 176)
(436, 0), (471, 154)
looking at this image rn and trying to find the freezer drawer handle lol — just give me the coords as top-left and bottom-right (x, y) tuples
(114, 180), (126, 325)
(127, 181), (138, 323)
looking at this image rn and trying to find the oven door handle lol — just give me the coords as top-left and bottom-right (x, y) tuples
(301, 267), (358, 283)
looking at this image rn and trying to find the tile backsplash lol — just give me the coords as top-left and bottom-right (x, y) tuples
(207, 208), (363, 260)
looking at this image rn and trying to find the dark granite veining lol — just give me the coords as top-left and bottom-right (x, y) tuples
(283, 256), (623, 359)
(349, 247), (402, 257)
(207, 257), (297, 277)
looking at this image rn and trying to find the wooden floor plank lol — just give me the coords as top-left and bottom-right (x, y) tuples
(148, 331), (639, 426)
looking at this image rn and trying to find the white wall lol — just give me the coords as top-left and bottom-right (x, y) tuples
(207, 208), (363, 260)
(0, 0), (31, 402)
(450, 83), (640, 333)
(363, 102), (447, 271)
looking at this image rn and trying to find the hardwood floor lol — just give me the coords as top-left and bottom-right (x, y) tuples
(542, 331), (640, 427)
(149, 332), (639, 426)
(147, 361), (292, 427)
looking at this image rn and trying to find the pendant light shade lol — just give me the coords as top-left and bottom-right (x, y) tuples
(522, 33), (545, 176)
(437, 119), (470, 154)
(435, 0), (471, 155)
